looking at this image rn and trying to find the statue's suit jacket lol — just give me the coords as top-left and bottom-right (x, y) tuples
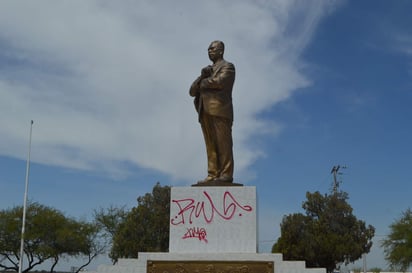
(190, 59), (235, 121)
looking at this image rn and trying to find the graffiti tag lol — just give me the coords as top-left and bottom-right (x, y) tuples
(182, 227), (208, 243)
(171, 190), (253, 225)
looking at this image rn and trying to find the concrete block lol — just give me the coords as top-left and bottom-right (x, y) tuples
(169, 186), (257, 253)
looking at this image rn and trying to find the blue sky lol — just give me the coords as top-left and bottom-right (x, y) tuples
(1, 0), (411, 271)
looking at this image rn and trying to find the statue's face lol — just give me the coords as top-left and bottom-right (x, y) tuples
(208, 42), (223, 62)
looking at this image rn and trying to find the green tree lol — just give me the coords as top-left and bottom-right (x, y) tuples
(272, 189), (375, 273)
(369, 267), (382, 273)
(381, 208), (412, 271)
(61, 219), (106, 273)
(0, 202), (65, 272)
(110, 183), (170, 262)
(94, 205), (128, 239)
(0, 202), (103, 273)
(94, 205), (128, 264)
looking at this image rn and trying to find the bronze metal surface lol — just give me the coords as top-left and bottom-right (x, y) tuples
(191, 181), (243, 187)
(147, 260), (274, 273)
(189, 40), (236, 185)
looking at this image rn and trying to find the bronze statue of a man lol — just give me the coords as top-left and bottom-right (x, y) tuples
(190, 40), (235, 184)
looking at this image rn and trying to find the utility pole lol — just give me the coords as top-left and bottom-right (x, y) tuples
(330, 165), (346, 193)
(18, 120), (34, 273)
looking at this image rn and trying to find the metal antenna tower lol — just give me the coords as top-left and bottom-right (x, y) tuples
(330, 165), (346, 193)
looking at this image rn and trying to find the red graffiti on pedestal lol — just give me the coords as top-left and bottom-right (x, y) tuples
(171, 190), (253, 226)
(182, 227), (208, 243)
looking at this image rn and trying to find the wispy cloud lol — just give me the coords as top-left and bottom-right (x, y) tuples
(393, 33), (412, 78)
(0, 1), (338, 183)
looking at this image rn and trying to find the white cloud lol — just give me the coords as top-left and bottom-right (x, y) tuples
(393, 33), (412, 78)
(0, 0), (338, 183)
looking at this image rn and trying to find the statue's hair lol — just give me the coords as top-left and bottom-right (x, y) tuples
(211, 40), (225, 53)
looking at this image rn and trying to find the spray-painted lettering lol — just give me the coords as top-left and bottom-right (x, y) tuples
(171, 191), (253, 225)
(182, 227), (208, 243)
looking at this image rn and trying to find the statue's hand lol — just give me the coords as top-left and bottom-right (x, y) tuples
(201, 65), (213, 78)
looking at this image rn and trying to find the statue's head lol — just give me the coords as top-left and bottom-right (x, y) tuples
(208, 40), (225, 62)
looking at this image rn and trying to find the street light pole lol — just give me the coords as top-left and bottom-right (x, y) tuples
(18, 120), (34, 273)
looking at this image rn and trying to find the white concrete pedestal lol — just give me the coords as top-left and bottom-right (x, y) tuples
(93, 186), (326, 273)
(97, 253), (326, 273)
(169, 186), (256, 253)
